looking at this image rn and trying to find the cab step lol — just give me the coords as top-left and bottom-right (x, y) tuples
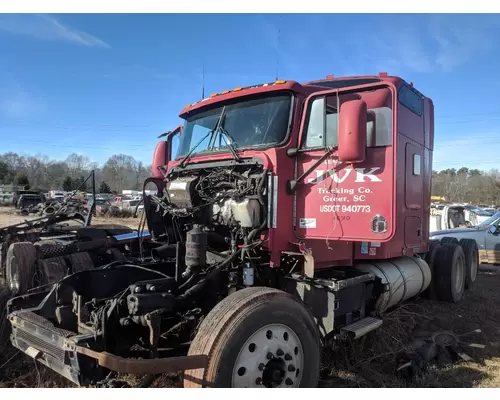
(340, 317), (383, 339)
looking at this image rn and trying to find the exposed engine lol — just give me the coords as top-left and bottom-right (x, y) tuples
(148, 163), (269, 272)
(164, 165), (265, 228)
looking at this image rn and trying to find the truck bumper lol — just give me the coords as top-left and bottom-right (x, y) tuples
(8, 310), (208, 386)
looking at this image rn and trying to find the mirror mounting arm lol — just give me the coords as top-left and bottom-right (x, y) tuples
(286, 149), (337, 194)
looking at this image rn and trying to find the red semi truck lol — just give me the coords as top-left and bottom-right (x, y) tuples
(5, 73), (478, 388)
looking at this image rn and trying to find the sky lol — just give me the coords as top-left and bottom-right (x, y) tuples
(1, 13), (500, 171)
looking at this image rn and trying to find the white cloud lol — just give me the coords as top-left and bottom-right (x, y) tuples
(340, 14), (498, 75)
(0, 14), (110, 48)
(429, 15), (499, 72)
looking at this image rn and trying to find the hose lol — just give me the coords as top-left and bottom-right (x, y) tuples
(99, 263), (170, 279)
(248, 169), (269, 242)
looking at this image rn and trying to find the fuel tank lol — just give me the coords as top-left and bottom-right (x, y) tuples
(355, 256), (431, 313)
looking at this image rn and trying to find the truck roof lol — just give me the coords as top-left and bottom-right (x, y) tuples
(179, 74), (418, 118)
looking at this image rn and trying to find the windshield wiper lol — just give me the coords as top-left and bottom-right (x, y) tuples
(179, 106), (241, 168)
(178, 107), (226, 169)
(215, 114), (241, 163)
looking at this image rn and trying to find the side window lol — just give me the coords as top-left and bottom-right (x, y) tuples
(304, 95), (339, 149)
(399, 85), (422, 116)
(302, 94), (393, 149)
(171, 132), (180, 159)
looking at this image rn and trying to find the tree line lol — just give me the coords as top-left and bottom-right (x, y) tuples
(432, 167), (500, 206)
(0, 152), (151, 194)
(1, 152), (500, 204)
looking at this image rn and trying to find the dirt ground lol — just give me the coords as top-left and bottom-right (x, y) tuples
(0, 206), (499, 388)
(0, 206), (140, 230)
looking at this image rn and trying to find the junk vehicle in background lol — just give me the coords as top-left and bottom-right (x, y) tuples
(5, 74), (479, 388)
(430, 203), (494, 231)
(0, 171), (135, 295)
(16, 193), (46, 210)
(431, 210), (500, 266)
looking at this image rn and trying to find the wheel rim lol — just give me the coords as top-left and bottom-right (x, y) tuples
(6, 256), (20, 294)
(455, 256), (465, 293)
(470, 251), (478, 282)
(231, 323), (304, 388)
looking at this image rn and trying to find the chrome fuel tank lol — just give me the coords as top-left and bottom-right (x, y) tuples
(355, 256), (431, 313)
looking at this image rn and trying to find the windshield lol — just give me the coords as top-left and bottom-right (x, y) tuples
(469, 207), (492, 216)
(175, 94), (292, 159)
(478, 211), (500, 227)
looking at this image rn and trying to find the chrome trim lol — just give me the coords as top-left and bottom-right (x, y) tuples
(267, 173), (273, 229)
(272, 175), (278, 228)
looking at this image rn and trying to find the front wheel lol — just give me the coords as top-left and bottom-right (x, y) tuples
(183, 287), (321, 388)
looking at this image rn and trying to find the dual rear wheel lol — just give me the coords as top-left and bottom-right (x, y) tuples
(424, 237), (478, 303)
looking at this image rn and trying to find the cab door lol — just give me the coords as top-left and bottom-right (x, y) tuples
(292, 90), (342, 237)
(291, 89), (393, 242)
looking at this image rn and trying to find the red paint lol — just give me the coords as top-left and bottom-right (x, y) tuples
(164, 75), (433, 268)
(180, 81), (303, 118)
(338, 99), (367, 163)
(152, 141), (167, 178)
(151, 125), (182, 178)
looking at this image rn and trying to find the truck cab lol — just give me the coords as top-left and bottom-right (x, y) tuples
(154, 74), (434, 269)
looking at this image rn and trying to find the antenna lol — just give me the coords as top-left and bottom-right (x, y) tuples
(201, 62), (205, 100)
(275, 16), (282, 81)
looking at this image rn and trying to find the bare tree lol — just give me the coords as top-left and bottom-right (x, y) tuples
(66, 153), (90, 177)
(1, 150), (151, 193)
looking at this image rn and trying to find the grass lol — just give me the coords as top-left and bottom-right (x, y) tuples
(318, 272), (500, 388)
(0, 206), (141, 230)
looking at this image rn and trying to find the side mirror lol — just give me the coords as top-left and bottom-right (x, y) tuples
(489, 225), (497, 234)
(338, 99), (367, 163)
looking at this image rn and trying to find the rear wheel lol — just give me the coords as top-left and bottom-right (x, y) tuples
(440, 237), (460, 245)
(423, 240), (441, 300)
(5, 242), (37, 295)
(435, 243), (466, 303)
(183, 287), (321, 388)
(459, 238), (479, 291)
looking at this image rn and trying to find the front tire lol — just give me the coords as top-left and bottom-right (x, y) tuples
(183, 287), (321, 388)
